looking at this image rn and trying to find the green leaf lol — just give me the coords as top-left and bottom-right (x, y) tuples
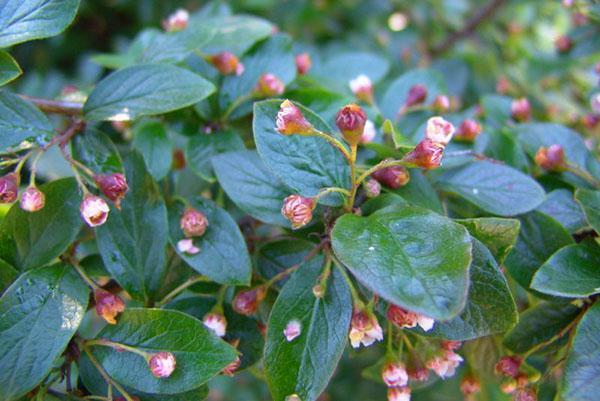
(331, 206), (472, 320)
(0, 178), (82, 270)
(455, 217), (520, 264)
(390, 170), (443, 214)
(575, 188), (600, 233)
(0, 264), (89, 400)
(0, 0), (80, 48)
(504, 302), (581, 354)
(132, 120), (173, 181)
(0, 90), (55, 152)
(264, 255), (352, 401)
(91, 308), (237, 394)
(72, 128), (123, 174)
(255, 239), (315, 283)
(84, 64), (215, 121)
(504, 211), (574, 290)
(360, 193), (408, 216)
(0, 50), (21, 85)
(538, 189), (587, 234)
(168, 197), (251, 285)
(481, 94), (512, 128)
(212, 150), (292, 226)
(315, 51), (390, 84)
(0, 258), (17, 291)
(531, 243), (600, 298)
(199, 14), (273, 55)
(253, 99), (350, 206)
(96, 152), (168, 303)
(186, 130), (245, 182)
(427, 239), (517, 340)
(437, 160), (546, 216)
(562, 302), (600, 401)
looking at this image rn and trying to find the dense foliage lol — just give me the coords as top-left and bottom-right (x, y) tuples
(0, 1), (599, 401)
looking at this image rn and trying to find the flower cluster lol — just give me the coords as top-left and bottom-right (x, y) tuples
(402, 116), (455, 169)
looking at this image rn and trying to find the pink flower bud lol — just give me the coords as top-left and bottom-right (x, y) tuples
(283, 319), (302, 342)
(177, 238), (200, 255)
(19, 186), (45, 212)
(233, 287), (266, 316)
(149, 352), (176, 378)
(431, 95), (450, 113)
(382, 362), (408, 387)
(426, 350), (463, 378)
(363, 178), (381, 198)
(360, 120), (376, 144)
(402, 139), (445, 170)
(371, 165), (410, 189)
(387, 387), (411, 401)
(94, 289), (125, 324)
(0, 172), (18, 203)
(349, 74), (374, 104)
(425, 116), (455, 146)
(255, 73), (285, 97)
(555, 35), (573, 53)
(460, 375), (481, 395)
(276, 100), (315, 135)
(496, 77), (511, 95)
(208, 52), (244, 76)
(349, 308), (383, 348)
(335, 104), (368, 145)
(94, 173), (128, 209)
(162, 9), (189, 32)
(534, 145), (566, 172)
(511, 98), (531, 122)
(455, 119), (482, 142)
(405, 84), (427, 108)
(203, 312), (227, 337)
(80, 195), (110, 227)
(180, 207), (209, 238)
(386, 304), (434, 331)
(515, 388), (537, 401)
(295, 53), (312, 75)
(222, 356), (241, 376)
(495, 355), (522, 377)
(281, 194), (315, 229)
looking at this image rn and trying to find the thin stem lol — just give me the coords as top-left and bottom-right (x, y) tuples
(314, 186), (351, 203)
(155, 275), (211, 307)
(345, 145), (359, 212)
(386, 320), (394, 357)
(85, 338), (150, 360)
(71, 259), (100, 290)
(80, 344), (136, 401)
(20, 94), (84, 116)
(566, 163), (600, 189)
(331, 254), (362, 309)
(28, 150), (44, 186)
(13, 150), (35, 176)
(265, 239), (328, 288)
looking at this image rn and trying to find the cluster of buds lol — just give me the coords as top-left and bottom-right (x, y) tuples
(208, 52), (244, 76)
(495, 355), (537, 398)
(281, 194), (316, 229)
(177, 207), (209, 255)
(454, 119), (482, 142)
(162, 9), (189, 32)
(276, 100), (315, 136)
(511, 98), (531, 122)
(20, 186), (45, 212)
(349, 74), (374, 104)
(402, 116), (455, 169)
(555, 35), (573, 54)
(233, 286), (266, 316)
(0, 173), (18, 204)
(295, 53), (312, 75)
(335, 104), (368, 146)
(80, 173), (129, 228)
(387, 304), (435, 331)
(348, 308), (383, 348)
(534, 144), (566, 172)
(94, 289), (125, 324)
(149, 351), (177, 378)
(203, 312), (227, 337)
(372, 164), (410, 189)
(254, 73), (285, 97)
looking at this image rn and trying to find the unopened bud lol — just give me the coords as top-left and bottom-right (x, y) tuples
(255, 73), (285, 97)
(233, 287), (266, 315)
(534, 145), (566, 172)
(94, 173), (128, 209)
(149, 352), (176, 378)
(80, 195), (110, 227)
(283, 319), (302, 342)
(208, 52), (244, 76)
(425, 116), (454, 146)
(460, 376), (481, 395)
(495, 355), (522, 378)
(349, 308), (383, 348)
(203, 312), (227, 337)
(180, 207), (209, 238)
(387, 387), (411, 401)
(20, 186), (45, 212)
(405, 84), (427, 108)
(431, 95), (450, 113)
(402, 139), (445, 170)
(222, 356), (241, 376)
(312, 283), (325, 298)
(349, 74), (374, 104)
(281, 194), (315, 229)
(515, 388), (537, 401)
(0, 172), (18, 203)
(371, 165), (410, 189)
(276, 100), (315, 135)
(496, 77), (511, 95)
(455, 119), (482, 142)
(582, 113), (600, 129)
(162, 9), (189, 32)
(295, 53), (312, 75)
(381, 361), (408, 387)
(94, 289), (125, 324)
(555, 35), (573, 53)
(511, 98), (531, 122)
(177, 238), (200, 255)
(363, 178), (381, 198)
(387, 304), (434, 331)
(335, 104), (367, 145)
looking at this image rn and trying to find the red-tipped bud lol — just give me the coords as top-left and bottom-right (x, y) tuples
(402, 139), (445, 170)
(283, 319), (302, 342)
(515, 388), (537, 401)
(382, 362), (408, 387)
(349, 308), (383, 348)
(94, 173), (128, 209)
(208, 52), (244, 76)
(162, 9), (189, 32)
(555, 35), (573, 53)
(203, 312), (227, 337)
(281, 194), (315, 229)
(349, 74), (374, 104)
(495, 355), (522, 377)
(405, 84), (427, 108)
(371, 165), (410, 189)
(431, 95), (450, 113)
(387, 304), (434, 331)
(80, 195), (110, 227)
(20, 186), (45, 212)
(180, 207), (209, 238)
(425, 116), (455, 146)
(0, 173), (18, 203)
(534, 145), (566, 172)
(255, 73), (285, 97)
(233, 287), (266, 316)
(295, 53), (312, 75)
(455, 119), (482, 142)
(276, 100), (315, 135)
(363, 178), (381, 198)
(460, 376), (481, 395)
(511, 98), (531, 122)
(149, 352), (176, 378)
(94, 289), (125, 324)
(222, 356), (241, 376)
(335, 104), (368, 145)
(387, 387), (411, 401)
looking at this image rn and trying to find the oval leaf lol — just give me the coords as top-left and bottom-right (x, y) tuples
(0, 50), (21, 85)
(575, 188), (600, 233)
(538, 189), (587, 234)
(186, 130), (245, 182)
(132, 120), (173, 181)
(456, 217), (520, 264)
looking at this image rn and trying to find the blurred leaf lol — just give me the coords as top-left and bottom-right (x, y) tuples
(0, 50), (21, 86)
(315, 51), (390, 85)
(132, 120), (173, 181)
(199, 14), (273, 55)
(186, 130), (245, 182)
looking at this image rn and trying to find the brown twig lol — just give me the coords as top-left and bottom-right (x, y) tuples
(20, 94), (84, 116)
(431, 0), (506, 56)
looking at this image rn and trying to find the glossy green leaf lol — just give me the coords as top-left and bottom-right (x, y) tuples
(95, 152), (168, 304)
(531, 243), (600, 298)
(504, 302), (581, 354)
(0, 264), (89, 400)
(437, 160), (546, 216)
(575, 188), (600, 233)
(538, 189), (587, 234)
(0, 90), (55, 152)
(562, 302), (600, 401)
(0, 258), (17, 291)
(0, 0), (80, 48)
(331, 206), (472, 320)
(0, 50), (21, 85)
(72, 128), (123, 174)
(0, 178), (82, 270)
(255, 239), (315, 283)
(132, 120), (173, 181)
(504, 211), (574, 290)
(212, 150), (292, 226)
(455, 217), (520, 264)
(427, 239), (517, 340)
(91, 308), (237, 394)
(168, 197), (251, 285)
(186, 130), (245, 182)
(264, 255), (352, 401)
(199, 14), (273, 55)
(84, 64), (215, 121)
(390, 170), (443, 214)
(360, 193), (409, 216)
(253, 99), (350, 206)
